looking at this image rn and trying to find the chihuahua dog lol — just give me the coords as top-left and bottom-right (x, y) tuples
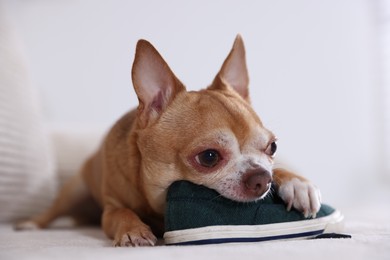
(16, 35), (321, 247)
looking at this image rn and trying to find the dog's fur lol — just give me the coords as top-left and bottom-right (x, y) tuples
(16, 35), (321, 247)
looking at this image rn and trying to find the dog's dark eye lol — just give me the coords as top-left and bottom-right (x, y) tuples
(266, 141), (277, 157)
(196, 149), (221, 168)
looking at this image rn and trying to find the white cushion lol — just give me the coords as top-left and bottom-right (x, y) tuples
(0, 12), (57, 222)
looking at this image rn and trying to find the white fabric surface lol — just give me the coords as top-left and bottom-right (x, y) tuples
(0, 202), (389, 260)
(0, 6), (56, 222)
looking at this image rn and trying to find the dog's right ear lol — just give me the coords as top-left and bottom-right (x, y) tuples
(132, 40), (186, 128)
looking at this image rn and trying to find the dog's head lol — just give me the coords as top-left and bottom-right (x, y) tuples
(133, 35), (277, 205)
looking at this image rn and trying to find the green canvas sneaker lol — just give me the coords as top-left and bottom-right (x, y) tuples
(164, 181), (345, 245)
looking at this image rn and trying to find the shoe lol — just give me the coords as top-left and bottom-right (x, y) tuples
(164, 181), (344, 245)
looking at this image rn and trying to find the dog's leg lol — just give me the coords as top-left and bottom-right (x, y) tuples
(14, 173), (93, 230)
(273, 168), (322, 218)
(102, 206), (157, 247)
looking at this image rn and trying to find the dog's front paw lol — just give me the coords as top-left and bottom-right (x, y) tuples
(14, 220), (41, 231)
(113, 226), (157, 247)
(278, 178), (321, 218)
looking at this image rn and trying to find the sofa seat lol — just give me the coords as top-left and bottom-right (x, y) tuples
(1, 199), (390, 260)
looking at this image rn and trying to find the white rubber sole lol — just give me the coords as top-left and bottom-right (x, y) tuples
(164, 210), (344, 245)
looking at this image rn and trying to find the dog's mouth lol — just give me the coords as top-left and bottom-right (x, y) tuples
(213, 173), (273, 203)
(256, 183), (272, 200)
(237, 181), (272, 202)
(217, 184), (272, 203)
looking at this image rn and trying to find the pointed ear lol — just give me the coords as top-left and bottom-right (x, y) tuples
(132, 40), (185, 127)
(209, 35), (250, 101)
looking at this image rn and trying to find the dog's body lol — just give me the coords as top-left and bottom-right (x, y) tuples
(16, 35), (321, 247)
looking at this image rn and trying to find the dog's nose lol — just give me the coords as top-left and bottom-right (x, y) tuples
(244, 169), (272, 198)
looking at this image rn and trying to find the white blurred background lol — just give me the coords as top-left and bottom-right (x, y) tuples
(2, 0), (389, 207)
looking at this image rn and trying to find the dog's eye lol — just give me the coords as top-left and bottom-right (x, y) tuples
(266, 141), (277, 157)
(195, 149), (221, 168)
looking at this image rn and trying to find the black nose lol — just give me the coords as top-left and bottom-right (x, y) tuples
(243, 169), (272, 198)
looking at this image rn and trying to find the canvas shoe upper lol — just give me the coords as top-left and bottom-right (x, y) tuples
(164, 181), (344, 245)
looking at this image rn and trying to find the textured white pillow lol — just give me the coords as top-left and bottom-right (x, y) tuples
(0, 11), (57, 222)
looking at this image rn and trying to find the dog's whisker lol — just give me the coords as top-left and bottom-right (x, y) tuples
(210, 194), (224, 201)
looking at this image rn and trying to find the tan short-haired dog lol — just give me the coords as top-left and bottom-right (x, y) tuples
(17, 35), (321, 247)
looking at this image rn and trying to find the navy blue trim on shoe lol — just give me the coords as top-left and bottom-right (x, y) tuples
(167, 229), (325, 245)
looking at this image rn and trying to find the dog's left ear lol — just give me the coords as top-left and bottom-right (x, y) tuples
(209, 34), (250, 101)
